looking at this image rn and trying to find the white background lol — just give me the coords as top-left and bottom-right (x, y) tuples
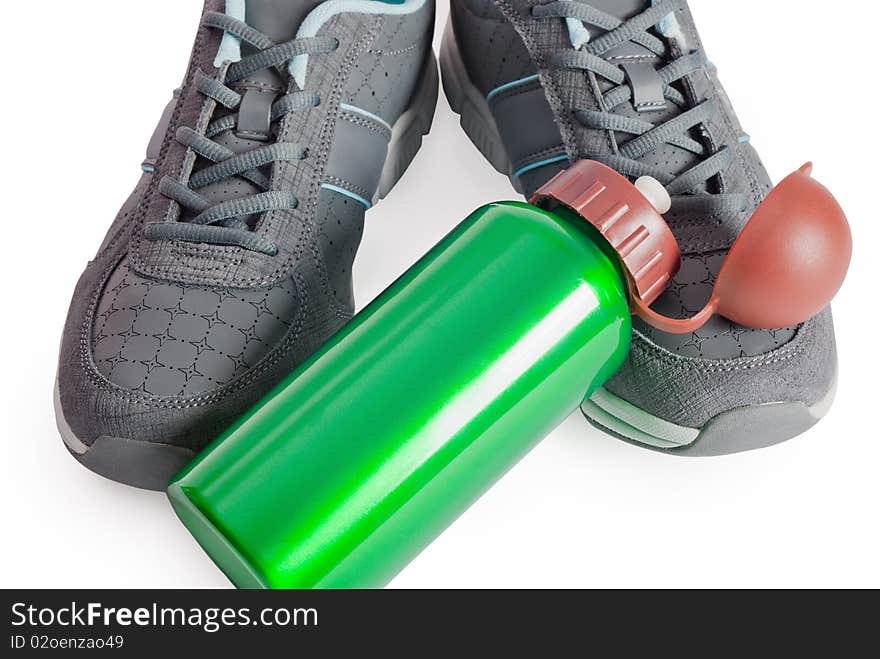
(1, 0), (877, 589)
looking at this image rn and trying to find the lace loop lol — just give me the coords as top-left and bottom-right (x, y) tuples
(534, 0), (745, 216)
(148, 12), (336, 255)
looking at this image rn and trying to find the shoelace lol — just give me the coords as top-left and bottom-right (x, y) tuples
(532, 0), (746, 217)
(145, 12), (339, 255)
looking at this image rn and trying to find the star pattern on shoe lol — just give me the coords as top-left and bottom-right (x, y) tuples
(680, 332), (712, 352)
(238, 324), (263, 346)
(666, 278), (688, 296)
(190, 337), (215, 356)
(201, 310), (227, 329)
(132, 381), (152, 395)
(165, 301), (190, 318)
(250, 298), (274, 318)
(766, 327), (793, 340)
(700, 272), (717, 287)
(227, 351), (250, 372)
(129, 299), (152, 314)
(178, 362), (204, 382)
(104, 350), (128, 368)
(99, 304), (122, 322)
(681, 295), (710, 314)
(217, 290), (240, 304)
(92, 268), (301, 395)
(721, 322), (749, 341)
(140, 355), (165, 374)
(109, 278), (131, 296)
(118, 327), (142, 340)
(152, 328), (177, 348)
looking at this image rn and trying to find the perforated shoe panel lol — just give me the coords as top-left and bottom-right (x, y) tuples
(92, 261), (300, 397)
(638, 252), (797, 359)
(55, 0), (437, 487)
(452, 0), (538, 92)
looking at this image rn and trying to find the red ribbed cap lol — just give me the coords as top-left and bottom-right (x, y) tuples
(531, 160), (680, 308)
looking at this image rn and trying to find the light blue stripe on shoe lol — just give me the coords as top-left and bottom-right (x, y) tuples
(339, 103), (392, 131)
(513, 155), (570, 180)
(290, 0), (427, 87)
(215, 0), (245, 67)
(321, 183), (373, 209)
(486, 74), (541, 102)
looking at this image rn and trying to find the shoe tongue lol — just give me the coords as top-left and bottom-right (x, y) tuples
(571, 1), (710, 195)
(582, 0), (654, 57)
(239, 1), (326, 90)
(184, 2), (327, 225)
(245, 0), (324, 43)
(585, 0), (651, 21)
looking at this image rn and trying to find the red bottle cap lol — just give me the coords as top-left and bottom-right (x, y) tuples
(532, 160), (680, 308)
(532, 161), (852, 334)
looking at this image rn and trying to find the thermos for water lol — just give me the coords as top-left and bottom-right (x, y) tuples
(168, 160), (851, 588)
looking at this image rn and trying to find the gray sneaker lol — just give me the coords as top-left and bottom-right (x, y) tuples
(56, 0), (438, 489)
(441, 0), (838, 456)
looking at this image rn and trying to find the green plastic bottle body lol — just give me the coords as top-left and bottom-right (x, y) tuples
(169, 202), (632, 589)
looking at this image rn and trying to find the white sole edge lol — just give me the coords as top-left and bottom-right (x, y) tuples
(582, 373), (839, 451)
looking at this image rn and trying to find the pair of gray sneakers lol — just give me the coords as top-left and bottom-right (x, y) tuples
(56, 0), (838, 490)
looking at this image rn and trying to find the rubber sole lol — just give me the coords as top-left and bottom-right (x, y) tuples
(55, 54), (441, 491)
(582, 376), (837, 457)
(54, 380), (196, 491)
(439, 22), (836, 456)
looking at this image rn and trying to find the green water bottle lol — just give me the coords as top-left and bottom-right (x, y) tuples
(168, 160), (682, 589)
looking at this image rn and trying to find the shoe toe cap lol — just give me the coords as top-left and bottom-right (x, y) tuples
(56, 258), (320, 475)
(605, 306), (838, 434)
(91, 261), (300, 398)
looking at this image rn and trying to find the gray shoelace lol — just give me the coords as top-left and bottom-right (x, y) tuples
(145, 12), (339, 255)
(533, 0), (746, 217)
